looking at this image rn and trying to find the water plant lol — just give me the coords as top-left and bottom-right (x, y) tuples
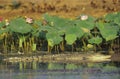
(0, 12), (119, 55)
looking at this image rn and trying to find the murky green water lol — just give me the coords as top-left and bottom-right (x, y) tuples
(0, 61), (120, 79)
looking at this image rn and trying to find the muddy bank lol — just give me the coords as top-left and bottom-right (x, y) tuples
(0, 0), (120, 19)
(2, 53), (112, 63)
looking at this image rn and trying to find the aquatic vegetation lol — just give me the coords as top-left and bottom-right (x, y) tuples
(0, 12), (119, 54)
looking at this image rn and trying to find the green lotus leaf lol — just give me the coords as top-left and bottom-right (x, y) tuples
(87, 15), (96, 22)
(65, 34), (77, 45)
(54, 36), (63, 45)
(39, 25), (55, 32)
(43, 13), (69, 28)
(105, 12), (120, 26)
(88, 36), (102, 45)
(47, 37), (62, 47)
(76, 20), (95, 30)
(0, 21), (5, 28)
(64, 21), (84, 38)
(9, 17), (32, 34)
(105, 12), (117, 22)
(114, 12), (120, 26)
(65, 25), (84, 38)
(106, 35), (118, 41)
(97, 22), (118, 41)
(46, 32), (63, 47)
(0, 29), (8, 34)
(34, 20), (42, 27)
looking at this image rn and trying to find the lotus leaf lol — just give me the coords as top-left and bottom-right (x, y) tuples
(9, 17), (32, 34)
(43, 13), (69, 28)
(65, 34), (77, 45)
(0, 21), (5, 28)
(97, 22), (118, 41)
(105, 12), (120, 27)
(105, 12), (117, 22)
(46, 32), (62, 47)
(31, 20), (43, 36)
(64, 21), (84, 38)
(0, 29), (8, 34)
(88, 36), (102, 45)
(114, 12), (120, 26)
(76, 20), (95, 30)
(34, 20), (42, 27)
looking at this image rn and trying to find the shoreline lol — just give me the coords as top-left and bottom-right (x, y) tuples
(2, 53), (112, 63)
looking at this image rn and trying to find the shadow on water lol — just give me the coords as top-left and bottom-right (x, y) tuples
(0, 61), (120, 79)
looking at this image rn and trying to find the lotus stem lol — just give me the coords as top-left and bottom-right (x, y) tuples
(82, 39), (87, 52)
(94, 44), (97, 53)
(72, 44), (74, 53)
(55, 45), (57, 53)
(57, 45), (59, 54)
(48, 45), (51, 53)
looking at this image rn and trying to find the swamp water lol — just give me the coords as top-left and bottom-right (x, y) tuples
(0, 61), (120, 79)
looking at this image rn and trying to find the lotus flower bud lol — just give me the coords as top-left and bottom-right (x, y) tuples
(81, 15), (88, 20)
(5, 19), (9, 26)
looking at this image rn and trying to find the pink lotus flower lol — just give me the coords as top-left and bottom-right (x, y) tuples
(0, 17), (3, 22)
(80, 15), (88, 20)
(26, 17), (33, 24)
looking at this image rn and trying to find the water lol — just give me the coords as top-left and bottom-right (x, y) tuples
(0, 61), (120, 79)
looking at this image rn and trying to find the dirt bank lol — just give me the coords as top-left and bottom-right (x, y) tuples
(0, 0), (120, 19)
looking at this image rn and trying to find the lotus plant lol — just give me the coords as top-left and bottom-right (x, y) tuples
(0, 12), (119, 55)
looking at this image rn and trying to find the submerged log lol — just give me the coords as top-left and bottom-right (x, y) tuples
(3, 53), (111, 63)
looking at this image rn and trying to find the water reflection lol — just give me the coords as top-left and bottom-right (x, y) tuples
(0, 61), (120, 79)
